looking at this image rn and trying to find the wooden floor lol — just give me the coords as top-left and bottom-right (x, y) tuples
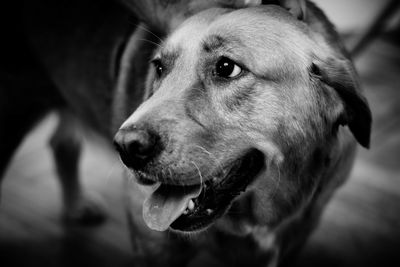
(1, 38), (400, 266)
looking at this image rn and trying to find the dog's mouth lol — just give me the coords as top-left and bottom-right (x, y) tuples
(140, 149), (265, 232)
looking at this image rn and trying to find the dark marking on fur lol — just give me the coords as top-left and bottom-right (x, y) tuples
(154, 48), (181, 79)
(160, 49), (180, 67)
(225, 85), (255, 112)
(202, 35), (226, 53)
(184, 81), (209, 129)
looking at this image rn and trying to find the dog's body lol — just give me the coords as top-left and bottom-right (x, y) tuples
(0, 0), (371, 266)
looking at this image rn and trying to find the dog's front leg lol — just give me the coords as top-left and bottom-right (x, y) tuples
(50, 110), (105, 225)
(0, 81), (54, 200)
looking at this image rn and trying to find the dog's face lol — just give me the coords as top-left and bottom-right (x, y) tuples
(114, 6), (371, 233)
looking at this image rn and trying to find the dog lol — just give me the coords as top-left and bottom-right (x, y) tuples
(0, 0), (371, 266)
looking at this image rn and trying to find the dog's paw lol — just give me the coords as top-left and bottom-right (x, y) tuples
(63, 193), (107, 226)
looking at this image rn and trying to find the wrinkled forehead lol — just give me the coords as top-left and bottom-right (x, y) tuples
(160, 8), (229, 58)
(166, 8), (228, 47)
(161, 6), (311, 58)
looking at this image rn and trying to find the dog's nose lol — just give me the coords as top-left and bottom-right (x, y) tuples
(113, 127), (157, 169)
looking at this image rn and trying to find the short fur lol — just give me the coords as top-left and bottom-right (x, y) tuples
(0, 0), (371, 266)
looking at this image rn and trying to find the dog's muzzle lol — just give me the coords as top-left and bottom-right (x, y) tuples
(114, 125), (265, 232)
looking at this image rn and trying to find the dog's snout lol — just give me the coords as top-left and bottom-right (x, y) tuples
(113, 126), (158, 169)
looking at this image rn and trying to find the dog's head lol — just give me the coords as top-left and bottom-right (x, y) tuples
(114, 1), (371, 233)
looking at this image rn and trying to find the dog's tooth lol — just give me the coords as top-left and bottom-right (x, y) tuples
(206, 209), (213, 215)
(188, 199), (195, 210)
(183, 209), (189, 215)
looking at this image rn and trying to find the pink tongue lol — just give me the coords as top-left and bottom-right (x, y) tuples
(143, 184), (202, 231)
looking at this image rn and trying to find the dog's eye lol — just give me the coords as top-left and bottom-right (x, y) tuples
(215, 57), (242, 78)
(152, 59), (164, 77)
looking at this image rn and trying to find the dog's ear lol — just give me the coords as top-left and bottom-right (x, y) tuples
(311, 57), (372, 148)
(262, 0), (307, 20)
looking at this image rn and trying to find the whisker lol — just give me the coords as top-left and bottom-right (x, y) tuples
(165, 134), (172, 154)
(168, 167), (173, 181)
(136, 24), (164, 43)
(127, 19), (163, 43)
(191, 161), (204, 194)
(193, 144), (225, 177)
(138, 38), (163, 49)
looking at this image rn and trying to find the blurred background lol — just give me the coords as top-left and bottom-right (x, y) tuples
(1, 0), (400, 266)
